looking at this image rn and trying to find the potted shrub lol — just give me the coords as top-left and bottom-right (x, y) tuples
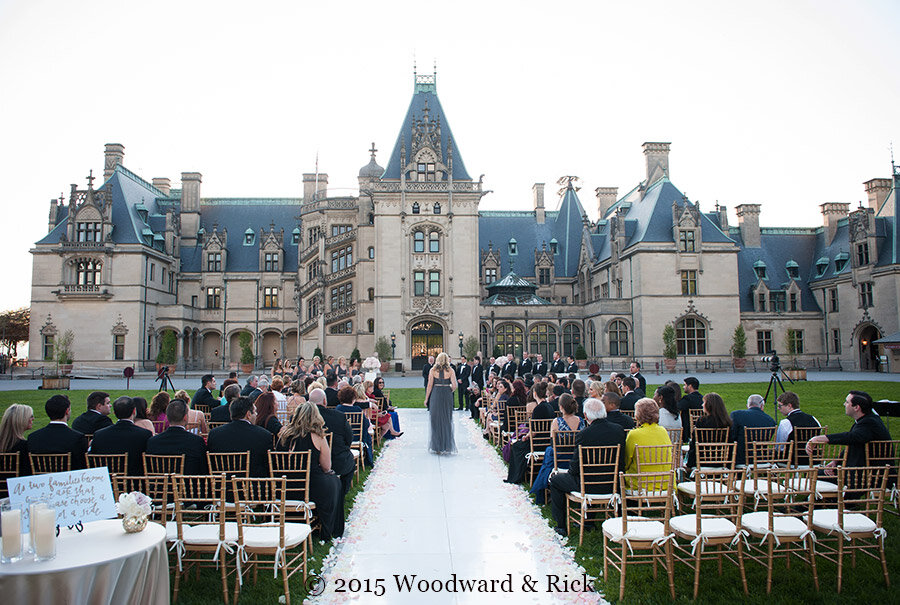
(349, 348), (361, 365)
(783, 328), (806, 380)
(239, 332), (255, 374)
(42, 329), (74, 389)
(574, 344), (588, 369)
(155, 330), (177, 374)
(462, 336), (479, 361)
(731, 324), (747, 370)
(374, 336), (393, 373)
(662, 324), (677, 372)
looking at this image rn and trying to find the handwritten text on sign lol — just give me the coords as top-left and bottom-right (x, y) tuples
(7, 467), (117, 530)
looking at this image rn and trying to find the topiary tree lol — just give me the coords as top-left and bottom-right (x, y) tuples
(574, 344), (588, 360)
(731, 324), (747, 358)
(374, 336), (393, 361)
(155, 330), (177, 365)
(238, 332), (254, 365)
(313, 346), (324, 361)
(462, 336), (479, 360)
(662, 324), (677, 360)
(349, 348), (361, 364)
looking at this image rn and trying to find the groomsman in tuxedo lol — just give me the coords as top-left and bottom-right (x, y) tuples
(518, 351), (533, 377)
(551, 351), (566, 375)
(472, 356), (485, 391)
(565, 355), (578, 374)
(630, 361), (647, 396)
(456, 357), (472, 410)
(532, 354), (547, 377)
(422, 355), (434, 388)
(502, 355), (517, 379)
(490, 356), (503, 377)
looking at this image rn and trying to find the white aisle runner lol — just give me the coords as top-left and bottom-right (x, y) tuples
(311, 410), (606, 604)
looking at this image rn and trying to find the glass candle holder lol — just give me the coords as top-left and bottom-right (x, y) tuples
(1, 504), (23, 564)
(28, 502), (48, 556)
(32, 507), (57, 562)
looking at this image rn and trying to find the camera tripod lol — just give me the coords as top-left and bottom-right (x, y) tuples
(763, 366), (794, 420)
(156, 367), (176, 393)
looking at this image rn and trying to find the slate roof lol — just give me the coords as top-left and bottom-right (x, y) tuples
(383, 78), (470, 181)
(734, 229), (822, 313)
(483, 271), (550, 305)
(479, 211), (559, 278)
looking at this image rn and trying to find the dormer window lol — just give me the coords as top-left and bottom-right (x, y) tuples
(678, 230), (696, 252)
(244, 229), (255, 246)
(815, 257), (829, 277)
(292, 228), (301, 245)
(835, 252), (849, 273)
(417, 162), (436, 182)
(508, 238), (518, 255)
(412, 202), (420, 215)
(76, 221), (102, 243)
(207, 252), (222, 272)
(264, 252), (279, 272)
(549, 238), (558, 254)
(785, 260), (799, 280)
(856, 242), (870, 266)
(753, 260), (767, 280)
(433, 202), (441, 214)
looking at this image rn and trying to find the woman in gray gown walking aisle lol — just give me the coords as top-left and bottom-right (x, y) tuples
(424, 352), (457, 455)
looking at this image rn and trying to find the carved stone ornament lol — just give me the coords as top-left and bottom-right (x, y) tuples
(40, 314), (57, 336)
(853, 311), (882, 340)
(111, 315), (129, 336)
(848, 210), (869, 242)
(676, 299), (712, 331)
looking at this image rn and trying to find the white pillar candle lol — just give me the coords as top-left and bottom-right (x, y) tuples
(33, 508), (56, 559)
(1, 509), (22, 559)
(29, 503), (47, 550)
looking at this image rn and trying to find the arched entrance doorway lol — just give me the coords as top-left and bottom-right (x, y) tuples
(859, 325), (882, 371)
(410, 320), (443, 370)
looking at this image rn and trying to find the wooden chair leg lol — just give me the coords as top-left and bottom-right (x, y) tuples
(619, 540), (627, 600)
(738, 540), (748, 594)
(837, 539), (844, 593)
(693, 542), (702, 599)
(666, 542), (675, 600)
(766, 538), (774, 594)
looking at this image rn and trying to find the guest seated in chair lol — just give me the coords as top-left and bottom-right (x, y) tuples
(685, 392), (732, 469)
(71, 391), (113, 435)
(336, 386), (373, 466)
(146, 398), (208, 475)
(0, 404), (34, 477)
(276, 401), (343, 541)
(211, 384), (240, 423)
(90, 396), (153, 476)
(207, 396), (273, 477)
(254, 392), (283, 437)
(148, 392), (171, 431)
(624, 398), (672, 478)
(27, 395), (87, 470)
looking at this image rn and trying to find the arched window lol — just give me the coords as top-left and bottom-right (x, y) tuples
(562, 323), (581, 358)
(495, 323), (524, 357)
(588, 320), (596, 357)
(529, 324), (557, 360)
(480, 324), (489, 358)
(676, 317), (707, 356)
(413, 231), (425, 253)
(429, 231), (440, 253)
(608, 320), (628, 356)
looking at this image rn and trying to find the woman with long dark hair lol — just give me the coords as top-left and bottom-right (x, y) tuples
(654, 385), (681, 430)
(254, 392), (282, 436)
(685, 392), (732, 468)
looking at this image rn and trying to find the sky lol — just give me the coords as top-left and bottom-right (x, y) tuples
(1, 0), (898, 314)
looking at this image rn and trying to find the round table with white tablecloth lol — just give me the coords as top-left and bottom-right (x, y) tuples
(0, 519), (169, 605)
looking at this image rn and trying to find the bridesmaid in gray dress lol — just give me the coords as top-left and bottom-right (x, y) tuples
(424, 352), (457, 455)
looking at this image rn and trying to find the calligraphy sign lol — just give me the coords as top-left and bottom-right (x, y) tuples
(7, 467), (117, 530)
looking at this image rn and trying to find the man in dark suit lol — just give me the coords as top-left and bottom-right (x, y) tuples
(519, 352), (533, 377)
(71, 391), (113, 435)
(549, 398), (626, 537)
(729, 394), (775, 465)
(90, 396), (153, 476)
(456, 357), (472, 411)
(532, 354), (547, 377)
(148, 399), (208, 475)
(324, 372), (340, 408)
(502, 355), (517, 379)
(602, 393), (635, 430)
(629, 361), (647, 396)
(565, 355), (578, 374)
(241, 375), (259, 397)
(191, 374), (217, 412)
(207, 397), (272, 477)
(211, 384), (240, 423)
(677, 376), (704, 442)
(472, 356), (485, 391)
(27, 395), (88, 470)
(806, 390), (891, 468)
(309, 388), (355, 537)
(489, 356), (503, 378)
(551, 351), (566, 375)
(619, 377), (640, 411)
(422, 355), (434, 388)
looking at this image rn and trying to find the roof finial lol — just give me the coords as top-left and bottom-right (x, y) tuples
(508, 256), (515, 273)
(86, 169), (95, 190)
(369, 142), (377, 159)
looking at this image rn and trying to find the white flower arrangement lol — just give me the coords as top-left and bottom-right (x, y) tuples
(361, 355), (381, 370)
(116, 491), (152, 518)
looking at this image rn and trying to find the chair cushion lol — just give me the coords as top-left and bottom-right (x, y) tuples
(676, 481), (729, 497)
(243, 523), (311, 549)
(809, 510), (878, 534)
(165, 521), (188, 541)
(602, 516), (666, 542)
(284, 499), (316, 512)
(182, 522), (238, 545)
(783, 478), (838, 494)
(741, 512), (808, 537)
(670, 515), (736, 538)
(569, 491), (617, 502)
(350, 450), (360, 458)
(735, 479), (786, 496)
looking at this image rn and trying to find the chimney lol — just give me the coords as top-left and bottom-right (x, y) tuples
(103, 143), (125, 180)
(533, 183), (545, 224)
(595, 187), (618, 219)
(716, 203), (729, 230)
(48, 198), (58, 233)
(303, 173), (328, 202)
(735, 203), (761, 248)
(821, 202), (850, 244)
(152, 177), (171, 196)
(180, 172), (202, 240)
(642, 142), (670, 185)
(864, 178), (891, 212)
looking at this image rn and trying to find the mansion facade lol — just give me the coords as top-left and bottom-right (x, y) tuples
(29, 73), (900, 373)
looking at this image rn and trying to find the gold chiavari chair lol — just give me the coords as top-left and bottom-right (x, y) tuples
(565, 444), (622, 546)
(791, 425), (827, 468)
(143, 453), (185, 476)
(87, 452), (129, 476)
(29, 453), (71, 475)
(526, 418), (554, 485)
(867, 440), (900, 514)
(0, 452), (20, 498)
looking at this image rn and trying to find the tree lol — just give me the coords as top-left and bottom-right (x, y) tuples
(0, 307), (29, 357)
(462, 335), (479, 360)
(314, 346), (324, 361)
(155, 330), (177, 365)
(55, 329), (75, 365)
(574, 344), (588, 360)
(349, 348), (361, 364)
(374, 336), (393, 361)
(731, 324), (747, 358)
(662, 325), (677, 360)
(238, 332), (254, 365)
